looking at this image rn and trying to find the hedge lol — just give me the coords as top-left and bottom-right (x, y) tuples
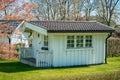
(107, 37), (120, 57)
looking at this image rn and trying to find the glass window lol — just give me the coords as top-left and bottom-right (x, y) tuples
(44, 36), (48, 46)
(76, 36), (83, 48)
(85, 35), (92, 47)
(67, 36), (74, 48)
(66, 35), (92, 49)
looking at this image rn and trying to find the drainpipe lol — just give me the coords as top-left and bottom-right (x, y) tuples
(105, 32), (112, 64)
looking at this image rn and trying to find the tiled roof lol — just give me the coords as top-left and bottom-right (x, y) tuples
(0, 20), (114, 33)
(29, 21), (114, 33)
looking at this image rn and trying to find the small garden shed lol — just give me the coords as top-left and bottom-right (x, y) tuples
(17, 21), (114, 67)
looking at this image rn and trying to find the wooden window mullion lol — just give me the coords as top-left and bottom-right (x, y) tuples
(74, 36), (76, 48)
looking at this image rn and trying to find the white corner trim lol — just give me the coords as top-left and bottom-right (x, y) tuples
(16, 21), (25, 29)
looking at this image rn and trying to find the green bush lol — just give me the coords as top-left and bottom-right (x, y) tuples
(107, 37), (120, 57)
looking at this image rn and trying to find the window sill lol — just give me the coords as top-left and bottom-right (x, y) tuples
(40, 50), (50, 52)
(66, 47), (93, 51)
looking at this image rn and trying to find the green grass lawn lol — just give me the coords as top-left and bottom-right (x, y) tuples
(0, 57), (120, 80)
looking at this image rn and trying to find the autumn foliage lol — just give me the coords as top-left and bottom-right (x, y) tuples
(0, 23), (19, 60)
(0, 42), (19, 60)
(0, 0), (37, 21)
(0, 0), (37, 60)
(0, 23), (15, 37)
(0, 0), (16, 10)
(4, 2), (37, 21)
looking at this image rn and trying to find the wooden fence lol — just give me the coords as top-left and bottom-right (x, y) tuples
(36, 51), (53, 67)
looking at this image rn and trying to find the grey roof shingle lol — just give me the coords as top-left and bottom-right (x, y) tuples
(29, 21), (114, 33)
(0, 20), (114, 33)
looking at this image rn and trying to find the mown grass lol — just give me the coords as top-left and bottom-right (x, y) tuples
(0, 57), (120, 80)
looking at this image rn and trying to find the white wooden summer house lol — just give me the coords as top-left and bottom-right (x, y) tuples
(16, 21), (114, 68)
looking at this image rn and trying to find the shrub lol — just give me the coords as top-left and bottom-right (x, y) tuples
(107, 37), (120, 57)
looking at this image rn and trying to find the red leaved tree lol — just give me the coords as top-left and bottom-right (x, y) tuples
(4, 2), (37, 21)
(0, 23), (19, 60)
(0, 0), (37, 60)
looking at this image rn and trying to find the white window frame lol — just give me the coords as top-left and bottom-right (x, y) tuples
(66, 35), (92, 49)
(76, 36), (84, 48)
(44, 35), (48, 47)
(67, 36), (75, 48)
(85, 35), (92, 47)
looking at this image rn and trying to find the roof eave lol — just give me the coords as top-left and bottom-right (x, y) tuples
(48, 30), (115, 33)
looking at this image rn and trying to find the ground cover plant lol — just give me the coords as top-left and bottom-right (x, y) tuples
(0, 57), (120, 80)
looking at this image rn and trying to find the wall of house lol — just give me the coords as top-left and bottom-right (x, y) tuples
(32, 31), (44, 58)
(49, 33), (108, 67)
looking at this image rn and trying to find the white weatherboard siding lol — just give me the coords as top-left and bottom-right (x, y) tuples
(32, 31), (44, 58)
(93, 35), (107, 64)
(17, 21), (47, 58)
(50, 33), (108, 67)
(20, 31), (108, 67)
(31, 31), (53, 67)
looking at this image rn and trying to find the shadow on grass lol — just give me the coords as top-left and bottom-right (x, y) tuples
(0, 60), (90, 73)
(0, 61), (39, 73)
